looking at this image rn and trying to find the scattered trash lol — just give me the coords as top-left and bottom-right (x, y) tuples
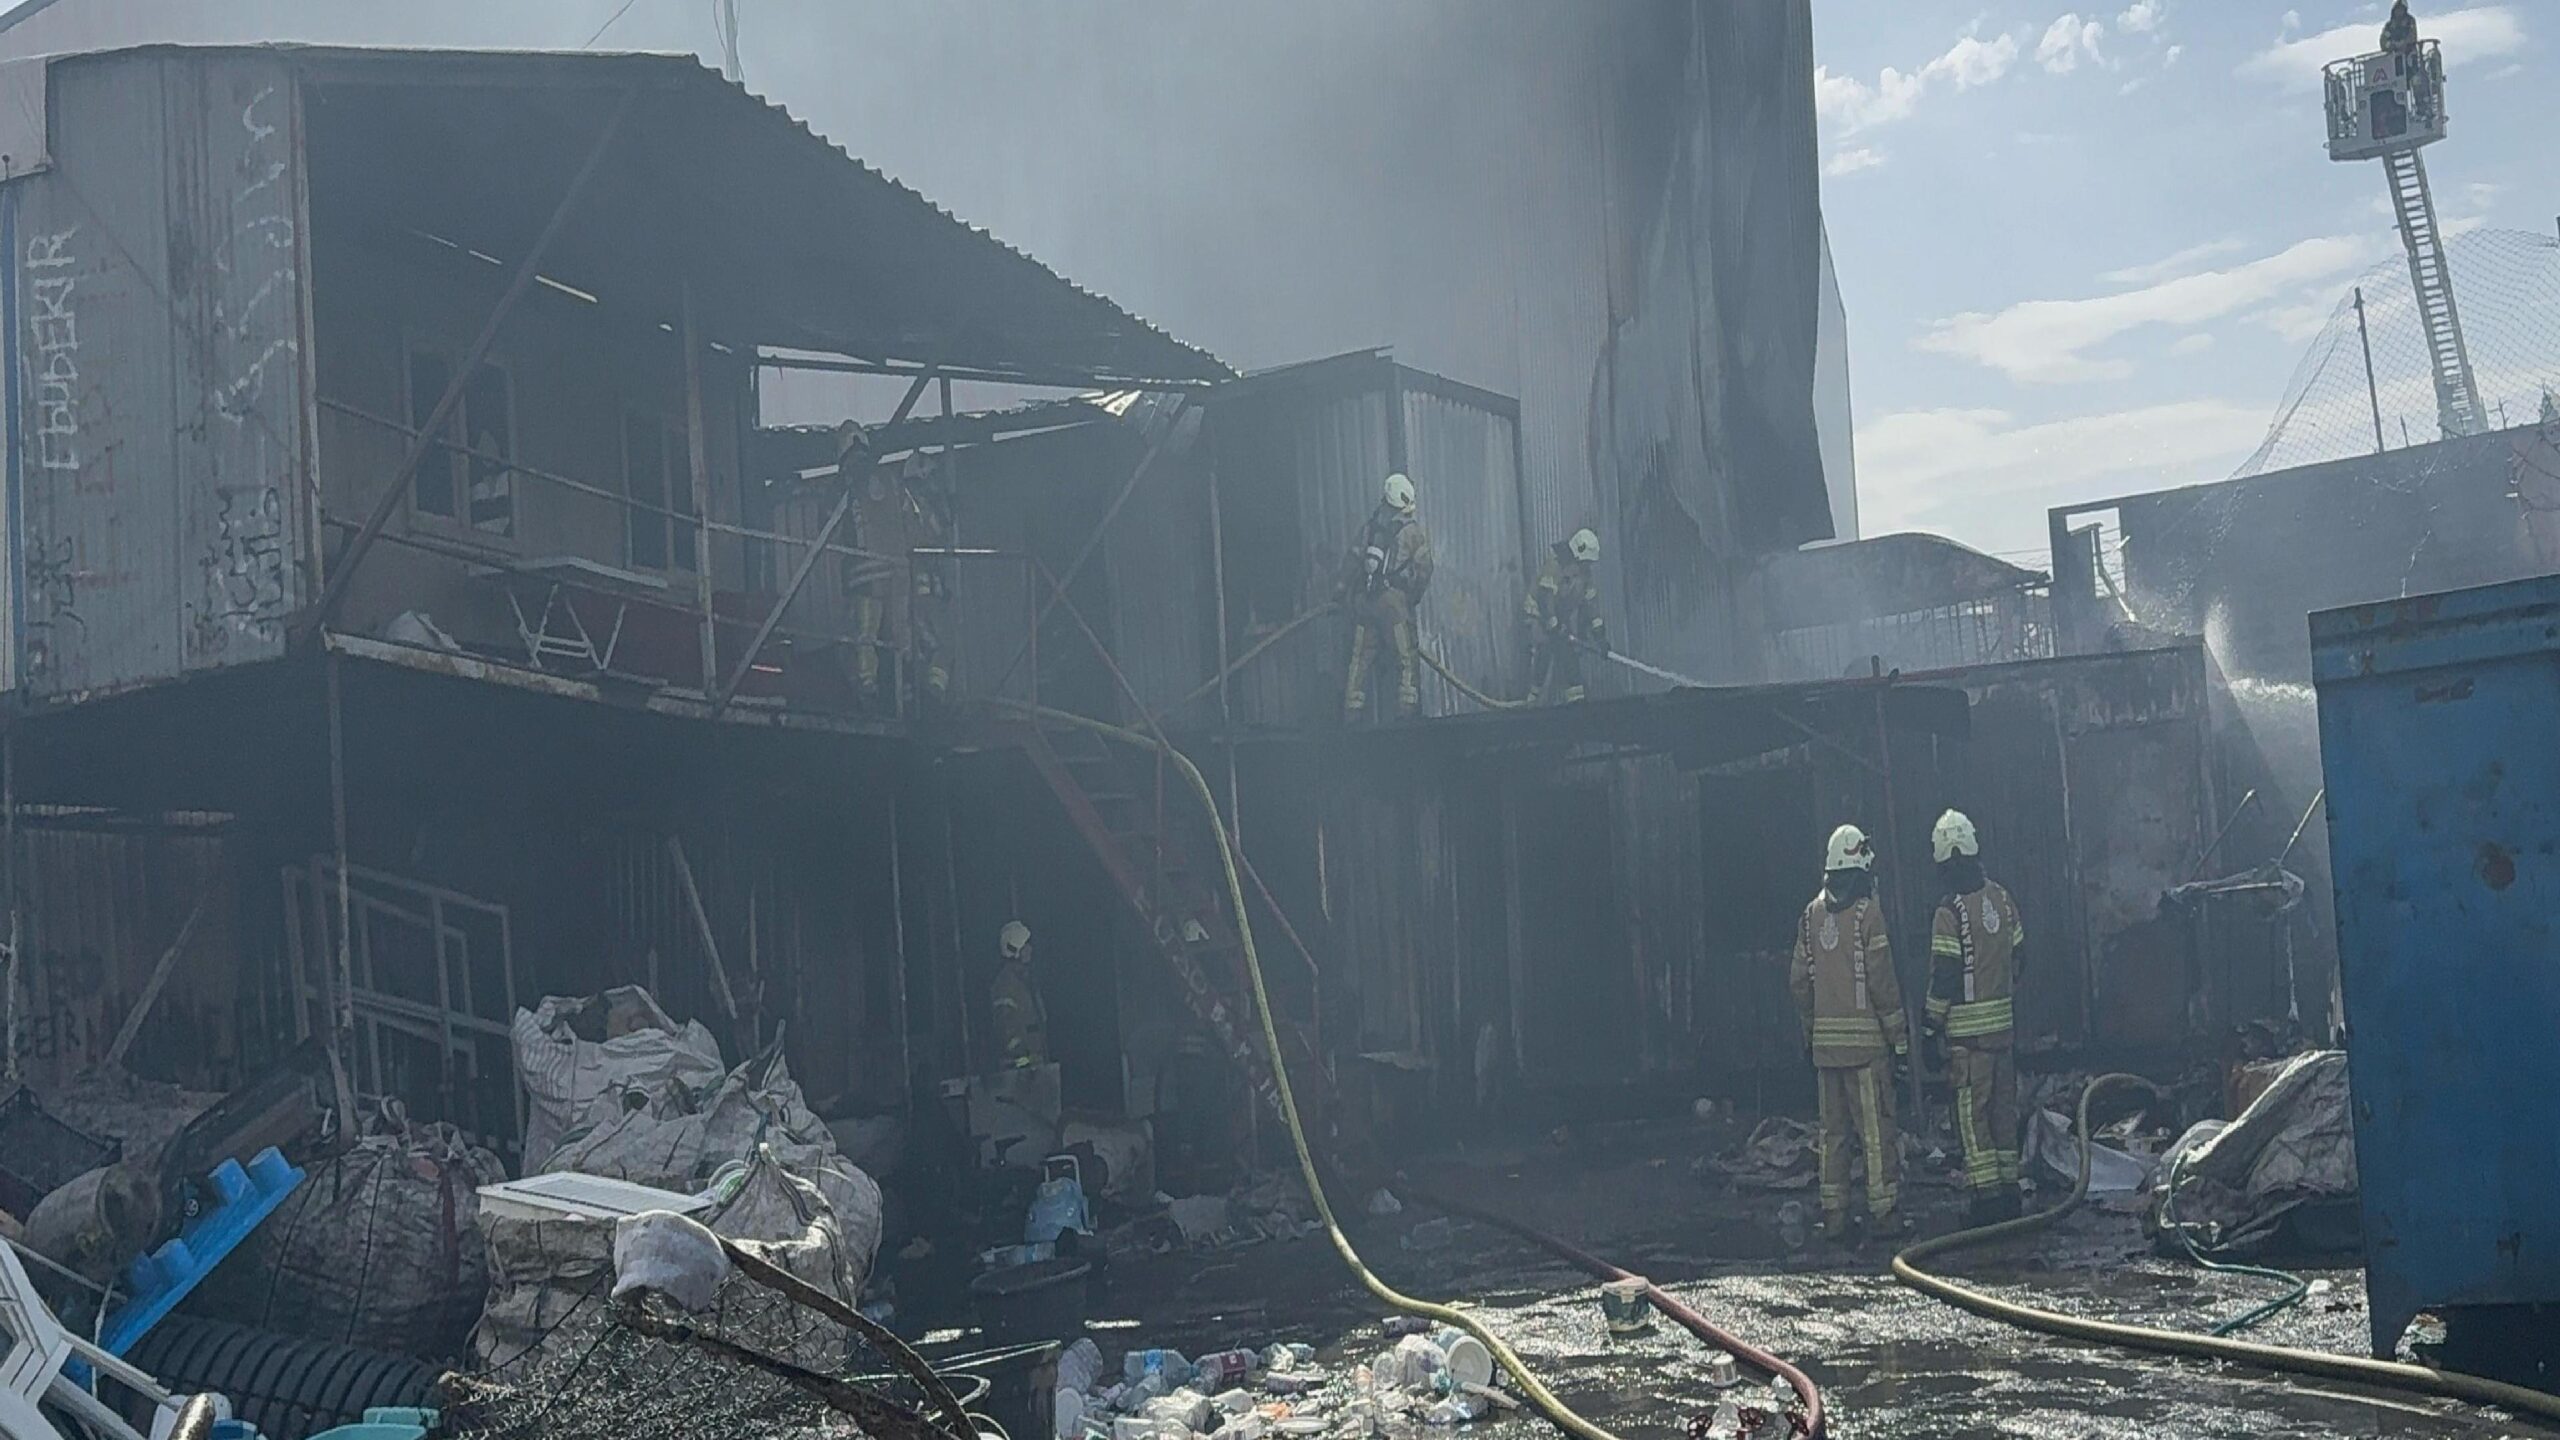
(1773, 1200), (1809, 1252)
(2025, 1108), (2156, 1195)
(1165, 1194), (1237, 1245)
(1705, 1352), (1741, 1388)
(1382, 1314), (1434, 1337)
(1714, 1118), (1818, 1190)
(1366, 1189), (1404, 1216)
(1600, 1276), (1653, 1335)
(1401, 1217), (1455, 1252)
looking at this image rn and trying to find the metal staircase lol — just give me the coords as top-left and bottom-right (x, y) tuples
(2382, 138), (2486, 438)
(1014, 714), (1342, 1149)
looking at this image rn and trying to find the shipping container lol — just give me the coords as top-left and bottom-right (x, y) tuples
(2314, 575), (2560, 1360)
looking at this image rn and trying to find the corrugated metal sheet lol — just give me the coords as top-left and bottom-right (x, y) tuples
(1400, 379), (1527, 714)
(7, 51), (310, 699)
(1212, 355), (1528, 724)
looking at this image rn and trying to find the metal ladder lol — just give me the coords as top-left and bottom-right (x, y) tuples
(1014, 717), (1341, 1147)
(2382, 145), (2487, 439)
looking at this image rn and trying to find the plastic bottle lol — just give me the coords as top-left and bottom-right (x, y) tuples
(1059, 1338), (1105, 1395)
(1124, 1350), (1197, 1387)
(1197, 1349), (1259, 1390)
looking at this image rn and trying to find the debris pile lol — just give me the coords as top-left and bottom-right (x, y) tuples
(1054, 1322), (1522, 1440)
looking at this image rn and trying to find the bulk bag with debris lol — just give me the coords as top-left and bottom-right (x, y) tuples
(544, 1037), (883, 1278)
(189, 1119), (506, 1361)
(473, 1145), (859, 1373)
(2149, 1049), (2358, 1257)
(514, 987), (726, 1168)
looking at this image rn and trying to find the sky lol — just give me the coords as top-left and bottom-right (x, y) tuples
(1814, 1), (2555, 562)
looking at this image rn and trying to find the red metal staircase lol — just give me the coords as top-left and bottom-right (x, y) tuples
(1013, 716), (1340, 1146)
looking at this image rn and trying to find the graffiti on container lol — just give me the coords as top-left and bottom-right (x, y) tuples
(25, 226), (80, 472)
(189, 484), (288, 653)
(21, 533), (81, 676)
(216, 86), (299, 424)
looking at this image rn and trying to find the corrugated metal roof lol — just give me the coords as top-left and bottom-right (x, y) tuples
(44, 43), (1229, 389)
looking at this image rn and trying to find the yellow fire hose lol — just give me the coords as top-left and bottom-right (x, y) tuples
(1002, 701), (1741, 1439)
(1896, 1074), (2560, 1427)
(1178, 601), (1533, 715)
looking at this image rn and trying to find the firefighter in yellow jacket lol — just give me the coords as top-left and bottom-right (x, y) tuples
(990, 920), (1047, 1069)
(1340, 472), (1434, 722)
(1925, 810), (2026, 1223)
(1522, 528), (1605, 703)
(1791, 824), (1911, 1241)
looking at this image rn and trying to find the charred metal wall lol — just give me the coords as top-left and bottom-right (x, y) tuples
(2058, 422), (2548, 683)
(6, 821), (249, 1092)
(4, 50), (314, 700)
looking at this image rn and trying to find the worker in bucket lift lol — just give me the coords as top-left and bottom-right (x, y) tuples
(2382, 0), (2418, 54)
(1791, 824), (1911, 1244)
(1522, 528), (1606, 703)
(1338, 471), (1434, 722)
(1925, 809), (2026, 1224)
(991, 920), (1046, 1069)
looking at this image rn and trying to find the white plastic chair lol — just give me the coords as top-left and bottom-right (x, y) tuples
(0, 1239), (183, 1440)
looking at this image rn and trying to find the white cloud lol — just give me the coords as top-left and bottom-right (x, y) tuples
(2241, 6), (2527, 90)
(1824, 147), (1887, 178)
(1817, 29), (2021, 135)
(1920, 235), (2381, 383)
(2249, 294), (2342, 344)
(2170, 333), (2217, 356)
(2037, 14), (2109, 74)
(1857, 401), (2273, 551)
(2118, 1), (2165, 35)
(2103, 238), (2248, 285)
(2164, 43), (2184, 67)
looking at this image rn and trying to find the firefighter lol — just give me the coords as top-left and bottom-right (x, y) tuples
(1791, 823), (1911, 1242)
(1339, 471), (1434, 722)
(990, 920), (1046, 1070)
(1523, 528), (1606, 703)
(2381, 0), (2418, 54)
(1925, 809), (2026, 1223)
(847, 449), (948, 710)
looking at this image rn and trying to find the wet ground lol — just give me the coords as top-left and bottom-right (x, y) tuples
(1067, 1119), (2555, 1440)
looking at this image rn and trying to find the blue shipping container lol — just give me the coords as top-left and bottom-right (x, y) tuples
(2311, 575), (2560, 1358)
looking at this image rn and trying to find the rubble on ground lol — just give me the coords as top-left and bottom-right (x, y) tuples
(1053, 1320), (1522, 1440)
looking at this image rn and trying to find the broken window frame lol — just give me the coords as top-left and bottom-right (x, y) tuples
(402, 342), (520, 543)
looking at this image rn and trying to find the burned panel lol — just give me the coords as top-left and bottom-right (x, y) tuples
(1213, 354), (1528, 726)
(6, 51), (311, 699)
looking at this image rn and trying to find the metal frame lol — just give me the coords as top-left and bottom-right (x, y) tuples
(280, 854), (520, 1141)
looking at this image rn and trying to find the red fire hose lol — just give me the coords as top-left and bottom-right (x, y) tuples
(1408, 1188), (1828, 1438)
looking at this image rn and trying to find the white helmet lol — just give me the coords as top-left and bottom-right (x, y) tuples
(1383, 472), (1416, 513)
(1932, 809), (1980, 863)
(1000, 920), (1032, 959)
(1825, 824), (1876, 872)
(1568, 528), (1600, 564)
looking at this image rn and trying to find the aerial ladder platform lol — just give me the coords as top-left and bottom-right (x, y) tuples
(2326, 32), (2485, 439)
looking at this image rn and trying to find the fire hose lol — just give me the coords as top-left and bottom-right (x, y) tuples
(1001, 700), (1827, 1439)
(1894, 1074), (2560, 1427)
